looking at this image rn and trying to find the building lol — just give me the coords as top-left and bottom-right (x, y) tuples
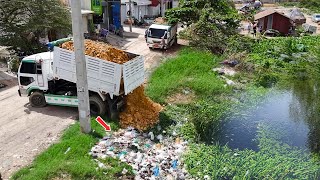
(60, 0), (95, 34)
(120, 0), (179, 25)
(254, 9), (293, 35)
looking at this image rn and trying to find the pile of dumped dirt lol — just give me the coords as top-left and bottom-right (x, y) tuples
(61, 40), (129, 64)
(120, 86), (163, 131)
(61, 40), (162, 131)
(154, 17), (169, 25)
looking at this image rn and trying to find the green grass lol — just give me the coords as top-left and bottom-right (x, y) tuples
(146, 38), (320, 179)
(12, 117), (133, 180)
(184, 124), (320, 179)
(278, 1), (320, 14)
(146, 48), (227, 103)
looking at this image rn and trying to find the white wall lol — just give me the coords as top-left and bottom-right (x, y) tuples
(61, 0), (91, 10)
(173, 0), (179, 8)
(81, 0), (91, 10)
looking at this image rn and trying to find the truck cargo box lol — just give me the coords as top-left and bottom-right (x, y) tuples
(53, 47), (144, 97)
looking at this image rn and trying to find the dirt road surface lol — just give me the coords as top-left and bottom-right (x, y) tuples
(0, 26), (183, 179)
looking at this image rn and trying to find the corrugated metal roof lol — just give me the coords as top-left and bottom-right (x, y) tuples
(288, 8), (306, 20)
(254, 9), (290, 20)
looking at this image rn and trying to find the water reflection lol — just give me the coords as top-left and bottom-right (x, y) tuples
(215, 79), (320, 153)
(289, 79), (320, 152)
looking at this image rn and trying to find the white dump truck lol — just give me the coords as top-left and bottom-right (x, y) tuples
(145, 19), (178, 50)
(17, 40), (144, 119)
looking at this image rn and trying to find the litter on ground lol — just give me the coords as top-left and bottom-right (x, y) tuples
(89, 127), (190, 180)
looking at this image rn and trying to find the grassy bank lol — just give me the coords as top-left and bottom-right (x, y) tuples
(146, 48), (227, 103)
(146, 36), (320, 179)
(281, 1), (320, 13)
(146, 48), (233, 142)
(12, 118), (132, 180)
(185, 124), (320, 179)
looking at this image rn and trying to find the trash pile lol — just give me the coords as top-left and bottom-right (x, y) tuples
(90, 128), (190, 179)
(61, 39), (130, 64)
(120, 86), (163, 131)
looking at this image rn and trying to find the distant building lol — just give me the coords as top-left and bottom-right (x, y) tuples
(120, 0), (179, 25)
(254, 9), (293, 35)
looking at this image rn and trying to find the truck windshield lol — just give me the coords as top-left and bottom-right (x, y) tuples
(148, 28), (167, 39)
(20, 62), (36, 74)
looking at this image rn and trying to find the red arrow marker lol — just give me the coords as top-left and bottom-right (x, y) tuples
(96, 116), (111, 131)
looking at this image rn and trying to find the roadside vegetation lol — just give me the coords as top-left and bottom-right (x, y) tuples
(12, 118), (132, 180)
(280, 0), (320, 14)
(146, 35), (320, 179)
(0, 0), (71, 55)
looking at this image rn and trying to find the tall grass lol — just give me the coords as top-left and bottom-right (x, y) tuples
(146, 48), (227, 103)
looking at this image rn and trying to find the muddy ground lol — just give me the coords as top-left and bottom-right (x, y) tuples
(0, 26), (184, 179)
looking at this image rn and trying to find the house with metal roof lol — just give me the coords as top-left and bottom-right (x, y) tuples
(254, 9), (293, 35)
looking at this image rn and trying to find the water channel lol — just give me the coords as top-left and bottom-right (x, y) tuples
(216, 79), (320, 153)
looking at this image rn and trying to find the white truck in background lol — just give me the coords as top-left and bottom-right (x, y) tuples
(17, 40), (144, 119)
(145, 19), (178, 50)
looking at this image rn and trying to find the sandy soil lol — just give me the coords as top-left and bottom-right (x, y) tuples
(0, 26), (183, 180)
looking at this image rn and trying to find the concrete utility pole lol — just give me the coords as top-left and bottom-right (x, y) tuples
(70, 0), (91, 133)
(129, 0), (132, 32)
(160, 0), (164, 17)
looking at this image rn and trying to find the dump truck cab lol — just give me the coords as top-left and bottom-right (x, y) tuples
(146, 23), (177, 50)
(18, 52), (53, 97)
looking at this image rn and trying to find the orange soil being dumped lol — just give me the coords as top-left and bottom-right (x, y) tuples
(61, 40), (130, 64)
(120, 86), (163, 131)
(61, 40), (162, 131)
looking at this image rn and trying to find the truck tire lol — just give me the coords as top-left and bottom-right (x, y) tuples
(29, 91), (46, 108)
(105, 96), (120, 120)
(89, 95), (107, 116)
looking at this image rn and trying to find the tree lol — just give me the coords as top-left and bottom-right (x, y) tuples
(0, 0), (71, 55)
(166, 0), (241, 54)
(300, 0), (320, 13)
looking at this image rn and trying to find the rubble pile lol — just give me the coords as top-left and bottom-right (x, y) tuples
(120, 86), (163, 131)
(90, 128), (189, 179)
(61, 40), (130, 64)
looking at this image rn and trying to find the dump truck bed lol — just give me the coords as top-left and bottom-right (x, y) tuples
(53, 47), (144, 96)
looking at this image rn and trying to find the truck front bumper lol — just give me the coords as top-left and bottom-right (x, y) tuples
(18, 88), (28, 97)
(147, 43), (166, 49)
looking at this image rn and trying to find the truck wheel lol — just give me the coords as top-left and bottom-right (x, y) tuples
(105, 96), (121, 120)
(89, 95), (107, 116)
(29, 91), (46, 108)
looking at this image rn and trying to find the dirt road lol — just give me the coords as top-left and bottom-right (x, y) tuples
(0, 26), (182, 179)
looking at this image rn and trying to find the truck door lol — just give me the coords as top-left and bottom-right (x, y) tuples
(36, 62), (44, 87)
(18, 61), (38, 94)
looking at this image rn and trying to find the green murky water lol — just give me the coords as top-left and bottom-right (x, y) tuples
(217, 79), (320, 153)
